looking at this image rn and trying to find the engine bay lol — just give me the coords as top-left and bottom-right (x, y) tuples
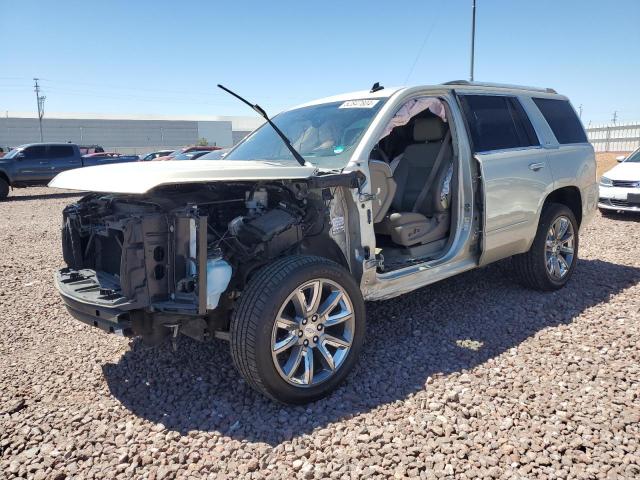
(58, 180), (336, 336)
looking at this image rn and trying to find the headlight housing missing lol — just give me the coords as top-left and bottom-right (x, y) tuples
(600, 176), (613, 187)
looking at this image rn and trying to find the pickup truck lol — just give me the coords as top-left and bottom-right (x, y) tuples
(0, 143), (137, 200)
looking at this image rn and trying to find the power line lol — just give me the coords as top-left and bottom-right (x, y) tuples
(403, 0), (445, 84)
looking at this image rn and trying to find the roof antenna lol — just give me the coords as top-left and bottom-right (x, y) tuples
(370, 82), (384, 93)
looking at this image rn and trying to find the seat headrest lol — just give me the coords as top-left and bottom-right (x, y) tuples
(413, 118), (446, 142)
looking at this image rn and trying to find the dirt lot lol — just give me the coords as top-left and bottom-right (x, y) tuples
(1, 187), (639, 479)
(596, 152), (626, 178)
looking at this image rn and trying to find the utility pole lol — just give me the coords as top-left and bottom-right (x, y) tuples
(469, 0), (477, 82)
(578, 104), (583, 119)
(33, 78), (46, 142)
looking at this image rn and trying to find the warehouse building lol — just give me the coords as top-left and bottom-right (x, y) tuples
(0, 113), (264, 154)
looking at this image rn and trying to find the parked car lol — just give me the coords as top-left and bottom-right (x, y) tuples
(153, 145), (222, 161)
(139, 150), (174, 161)
(0, 143), (137, 200)
(198, 148), (230, 160)
(49, 82), (596, 403)
(172, 150), (211, 160)
(82, 152), (140, 164)
(78, 144), (105, 155)
(598, 147), (640, 214)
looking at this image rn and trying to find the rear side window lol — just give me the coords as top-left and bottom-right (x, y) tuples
(532, 98), (587, 144)
(459, 95), (539, 152)
(49, 145), (75, 158)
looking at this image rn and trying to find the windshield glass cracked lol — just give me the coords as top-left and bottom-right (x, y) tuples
(225, 99), (386, 169)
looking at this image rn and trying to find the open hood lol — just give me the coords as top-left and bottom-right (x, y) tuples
(49, 159), (317, 194)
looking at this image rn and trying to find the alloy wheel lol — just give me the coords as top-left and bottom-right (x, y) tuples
(545, 215), (575, 280)
(270, 278), (355, 387)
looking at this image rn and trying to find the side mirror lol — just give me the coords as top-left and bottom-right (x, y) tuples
(616, 155), (626, 163)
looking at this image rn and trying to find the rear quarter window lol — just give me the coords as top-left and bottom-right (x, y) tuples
(532, 98), (587, 144)
(49, 145), (75, 158)
(459, 95), (539, 153)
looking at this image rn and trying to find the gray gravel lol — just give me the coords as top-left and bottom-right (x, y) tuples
(1, 187), (639, 479)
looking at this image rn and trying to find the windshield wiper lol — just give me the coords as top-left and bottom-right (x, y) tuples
(217, 84), (308, 167)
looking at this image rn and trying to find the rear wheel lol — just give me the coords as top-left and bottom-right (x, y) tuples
(513, 203), (579, 291)
(0, 178), (9, 200)
(230, 255), (365, 404)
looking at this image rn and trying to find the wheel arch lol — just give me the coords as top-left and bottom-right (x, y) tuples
(297, 234), (351, 272)
(542, 186), (583, 227)
(0, 170), (10, 185)
(235, 235), (352, 292)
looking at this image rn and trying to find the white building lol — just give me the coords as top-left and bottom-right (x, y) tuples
(0, 112), (265, 154)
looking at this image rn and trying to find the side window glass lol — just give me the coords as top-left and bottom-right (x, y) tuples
(49, 146), (74, 158)
(22, 145), (47, 159)
(532, 98), (587, 144)
(459, 95), (539, 152)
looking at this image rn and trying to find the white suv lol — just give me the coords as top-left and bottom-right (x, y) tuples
(51, 81), (597, 404)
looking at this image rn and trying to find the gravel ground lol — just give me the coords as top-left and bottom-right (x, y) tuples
(1, 187), (639, 479)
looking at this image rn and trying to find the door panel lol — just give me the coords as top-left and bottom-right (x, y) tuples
(49, 145), (81, 175)
(14, 145), (50, 183)
(477, 147), (553, 265)
(454, 92), (555, 265)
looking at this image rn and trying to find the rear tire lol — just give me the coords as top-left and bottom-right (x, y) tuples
(513, 203), (579, 291)
(230, 255), (365, 404)
(0, 178), (9, 200)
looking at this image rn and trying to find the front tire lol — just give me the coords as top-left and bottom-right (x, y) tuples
(0, 178), (9, 200)
(230, 255), (365, 404)
(513, 203), (579, 291)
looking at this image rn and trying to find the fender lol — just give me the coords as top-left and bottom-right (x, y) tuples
(0, 169), (12, 185)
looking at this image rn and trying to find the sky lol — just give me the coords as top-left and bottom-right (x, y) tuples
(1, 0), (639, 126)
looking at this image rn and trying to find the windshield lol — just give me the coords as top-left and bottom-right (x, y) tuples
(225, 99), (386, 169)
(3, 147), (25, 159)
(2, 145), (26, 159)
(624, 148), (640, 163)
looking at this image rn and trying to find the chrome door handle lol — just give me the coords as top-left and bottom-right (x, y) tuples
(529, 162), (545, 171)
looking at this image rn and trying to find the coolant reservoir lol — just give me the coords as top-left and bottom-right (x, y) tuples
(206, 257), (232, 310)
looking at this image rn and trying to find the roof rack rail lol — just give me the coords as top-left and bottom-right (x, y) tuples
(442, 80), (557, 94)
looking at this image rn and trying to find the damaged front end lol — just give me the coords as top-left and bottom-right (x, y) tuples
(56, 176), (358, 344)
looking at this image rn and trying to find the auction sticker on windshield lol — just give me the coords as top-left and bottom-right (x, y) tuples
(339, 99), (380, 109)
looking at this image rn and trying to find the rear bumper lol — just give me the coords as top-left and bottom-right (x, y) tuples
(55, 268), (136, 336)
